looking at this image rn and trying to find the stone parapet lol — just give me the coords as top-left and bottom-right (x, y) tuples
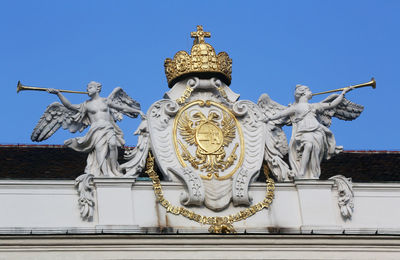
(0, 180), (399, 234)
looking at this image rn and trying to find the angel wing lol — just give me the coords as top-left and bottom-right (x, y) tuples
(317, 94), (364, 127)
(257, 93), (292, 181)
(221, 111), (236, 146)
(257, 93), (291, 126)
(31, 102), (88, 142)
(257, 93), (291, 154)
(177, 111), (196, 145)
(108, 87), (141, 121)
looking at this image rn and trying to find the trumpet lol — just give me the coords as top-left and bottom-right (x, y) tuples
(312, 78), (376, 96)
(16, 81), (89, 94)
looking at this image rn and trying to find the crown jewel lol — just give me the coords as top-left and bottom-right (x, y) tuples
(164, 25), (232, 88)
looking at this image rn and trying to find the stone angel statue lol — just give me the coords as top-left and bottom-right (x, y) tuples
(259, 85), (364, 180)
(31, 81), (145, 177)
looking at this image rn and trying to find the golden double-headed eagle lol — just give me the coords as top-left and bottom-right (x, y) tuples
(177, 110), (238, 179)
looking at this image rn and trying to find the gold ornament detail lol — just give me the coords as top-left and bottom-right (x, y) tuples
(164, 25), (232, 87)
(217, 86), (228, 100)
(145, 153), (275, 234)
(173, 100), (244, 180)
(176, 85), (194, 105)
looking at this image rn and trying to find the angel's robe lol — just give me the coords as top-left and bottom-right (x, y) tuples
(65, 101), (125, 177)
(289, 103), (336, 179)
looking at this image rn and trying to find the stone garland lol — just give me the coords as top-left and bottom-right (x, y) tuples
(145, 153), (275, 233)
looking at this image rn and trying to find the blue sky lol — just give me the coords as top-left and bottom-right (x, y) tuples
(1, 0), (399, 150)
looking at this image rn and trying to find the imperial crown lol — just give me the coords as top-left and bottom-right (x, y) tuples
(164, 25), (232, 88)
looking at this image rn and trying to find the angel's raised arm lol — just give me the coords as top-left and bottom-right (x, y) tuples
(107, 87), (144, 119)
(107, 99), (144, 117)
(268, 106), (295, 122)
(47, 88), (80, 111)
(257, 93), (293, 123)
(317, 86), (354, 111)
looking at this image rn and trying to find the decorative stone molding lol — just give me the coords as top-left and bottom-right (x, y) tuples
(329, 175), (354, 219)
(75, 173), (95, 221)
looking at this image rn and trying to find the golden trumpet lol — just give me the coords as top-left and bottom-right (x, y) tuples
(312, 78), (376, 96)
(16, 81), (89, 94)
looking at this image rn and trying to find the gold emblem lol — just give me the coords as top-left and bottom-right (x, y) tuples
(196, 121), (223, 153)
(173, 100), (244, 180)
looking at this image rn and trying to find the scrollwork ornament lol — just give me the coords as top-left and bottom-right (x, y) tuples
(150, 100), (179, 131)
(164, 100), (180, 116)
(329, 175), (354, 219)
(75, 173), (95, 221)
(232, 101), (249, 117)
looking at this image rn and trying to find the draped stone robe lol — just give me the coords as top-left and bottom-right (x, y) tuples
(288, 103), (336, 179)
(65, 101), (125, 177)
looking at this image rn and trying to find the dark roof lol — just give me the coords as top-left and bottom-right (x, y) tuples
(0, 145), (399, 182)
(0, 145), (127, 180)
(320, 150), (400, 182)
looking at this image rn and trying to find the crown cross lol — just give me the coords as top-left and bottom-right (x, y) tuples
(191, 25), (211, 44)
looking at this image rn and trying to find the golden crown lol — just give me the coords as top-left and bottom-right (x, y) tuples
(164, 25), (232, 88)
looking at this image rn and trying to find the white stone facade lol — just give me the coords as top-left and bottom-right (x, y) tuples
(0, 179), (399, 233)
(1, 179), (400, 259)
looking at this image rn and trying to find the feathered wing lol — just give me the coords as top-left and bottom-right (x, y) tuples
(221, 111), (236, 146)
(107, 87), (141, 121)
(177, 111), (196, 145)
(257, 93), (292, 181)
(257, 93), (291, 155)
(31, 102), (88, 142)
(257, 93), (291, 126)
(317, 94), (364, 127)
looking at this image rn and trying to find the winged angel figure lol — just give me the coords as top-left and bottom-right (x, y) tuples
(258, 85), (363, 180)
(31, 81), (145, 177)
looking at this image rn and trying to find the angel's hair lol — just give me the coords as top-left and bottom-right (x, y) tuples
(87, 81), (102, 92)
(294, 84), (309, 103)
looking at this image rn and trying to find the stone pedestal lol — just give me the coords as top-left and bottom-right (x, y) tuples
(295, 180), (341, 233)
(93, 178), (138, 230)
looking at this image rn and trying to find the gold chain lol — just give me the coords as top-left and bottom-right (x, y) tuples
(176, 85), (193, 105)
(217, 86), (228, 101)
(145, 153), (275, 233)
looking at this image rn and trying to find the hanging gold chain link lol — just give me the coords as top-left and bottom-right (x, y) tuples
(145, 153), (275, 233)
